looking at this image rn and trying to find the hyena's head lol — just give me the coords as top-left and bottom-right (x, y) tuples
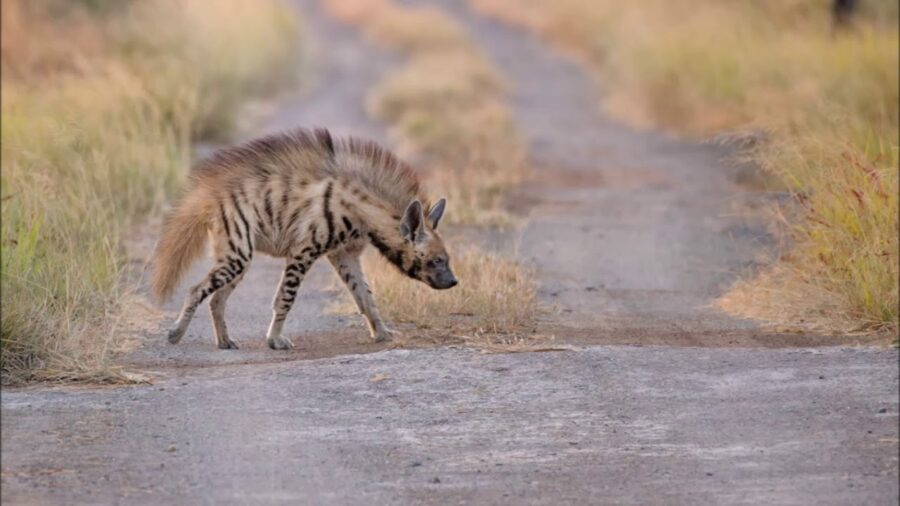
(398, 198), (457, 290)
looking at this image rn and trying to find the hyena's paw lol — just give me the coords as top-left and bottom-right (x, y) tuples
(217, 338), (240, 350)
(167, 328), (185, 345)
(267, 336), (294, 350)
(373, 328), (396, 343)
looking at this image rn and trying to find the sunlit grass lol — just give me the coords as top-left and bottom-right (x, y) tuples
(749, 122), (899, 330)
(474, 0), (899, 332)
(330, 248), (538, 344)
(0, 0), (299, 383)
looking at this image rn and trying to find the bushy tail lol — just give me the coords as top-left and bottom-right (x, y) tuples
(151, 191), (210, 302)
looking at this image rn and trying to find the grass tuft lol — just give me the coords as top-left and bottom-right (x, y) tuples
(330, 247), (538, 344)
(367, 248), (537, 335)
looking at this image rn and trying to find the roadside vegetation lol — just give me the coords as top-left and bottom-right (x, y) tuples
(0, 0), (299, 383)
(330, 249), (538, 348)
(473, 0), (899, 334)
(325, 0), (539, 343)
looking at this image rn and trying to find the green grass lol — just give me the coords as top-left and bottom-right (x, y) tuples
(0, 0), (299, 383)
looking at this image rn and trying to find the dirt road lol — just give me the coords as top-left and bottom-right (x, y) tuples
(2, 1), (897, 504)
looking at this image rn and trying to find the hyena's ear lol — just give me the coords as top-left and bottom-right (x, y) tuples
(400, 200), (424, 242)
(427, 198), (447, 229)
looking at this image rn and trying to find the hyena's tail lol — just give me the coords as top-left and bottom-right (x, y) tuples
(151, 190), (211, 302)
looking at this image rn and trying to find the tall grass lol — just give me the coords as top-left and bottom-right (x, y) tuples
(474, 0), (899, 333)
(0, 0), (299, 382)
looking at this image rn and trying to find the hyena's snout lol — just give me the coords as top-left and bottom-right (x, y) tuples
(431, 268), (458, 290)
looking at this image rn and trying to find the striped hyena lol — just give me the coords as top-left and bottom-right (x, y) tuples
(151, 128), (457, 350)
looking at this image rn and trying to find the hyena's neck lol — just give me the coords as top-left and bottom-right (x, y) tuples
(341, 185), (414, 274)
(367, 228), (410, 273)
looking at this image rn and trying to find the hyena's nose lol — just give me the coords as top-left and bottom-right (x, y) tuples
(448, 278), (458, 288)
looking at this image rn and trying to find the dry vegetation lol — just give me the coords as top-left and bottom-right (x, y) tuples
(331, 248), (539, 346)
(0, 0), (299, 383)
(474, 0), (899, 334)
(325, 0), (539, 344)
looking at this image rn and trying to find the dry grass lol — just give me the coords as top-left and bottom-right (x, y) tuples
(331, 248), (538, 346)
(364, 248), (537, 334)
(751, 127), (899, 331)
(717, 264), (889, 336)
(1, 71), (187, 383)
(325, 0), (539, 343)
(0, 0), (299, 383)
(474, 0), (899, 334)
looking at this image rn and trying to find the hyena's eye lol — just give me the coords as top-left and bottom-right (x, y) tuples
(428, 258), (445, 268)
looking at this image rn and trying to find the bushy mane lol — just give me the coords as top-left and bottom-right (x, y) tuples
(331, 135), (427, 213)
(190, 127), (428, 212)
(191, 128), (334, 178)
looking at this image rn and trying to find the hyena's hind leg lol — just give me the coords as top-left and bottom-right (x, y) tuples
(168, 238), (252, 346)
(328, 245), (394, 343)
(208, 271), (246, 349)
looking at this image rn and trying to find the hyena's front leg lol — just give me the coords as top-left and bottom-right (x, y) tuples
(328, 247), (394, 343)
(208, 271), (245, 349)
(265, 256), (315, 350)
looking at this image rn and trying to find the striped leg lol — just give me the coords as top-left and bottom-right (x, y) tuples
(167, 257), (248, 345)
(265, 256), (315, 350)
(208, 271), (246, 349)
(328, 247), (394, 343)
